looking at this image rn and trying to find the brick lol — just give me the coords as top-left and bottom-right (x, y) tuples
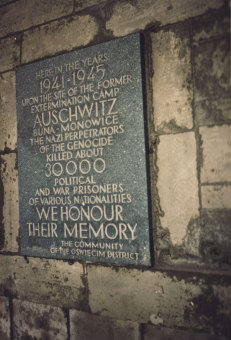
(0, 35), (20, 73)
(70, 310), (139, 340)
(88, 265), (231, 334)
(0, 255), (85, 309)
(201, 185), (231, 209)
(200, 210), (231, 267)
(22, 14), (99, 63)
(157, 132), (199, 247)
(106, 0), (224, 37)
(13, 299), (67, 340)
(151, 24), (193, 132)
(0, 0), (73, 38)
(143, 324), (227, 340)
(0, 72), (17, 151)
(194, 37), (231, 126)
(0, 296), (10, 340)
(0, 153), (19, 253)
(200, 125), (231, 183)
(75, 0), (106, 11)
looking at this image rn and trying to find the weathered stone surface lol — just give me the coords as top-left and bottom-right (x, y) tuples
(157, 132), (199, 247)
(194, 37), (231, 126)
(195, 98), (231, 126)
(22, 14), (99, 63)
(0, 72), (17, 151)
(88, 265), (231, 335)
(0, 255), (86, 309)
(200, 210), (231, 268)
(193, 9), (230, 43)
(143, 324), (227, 340)
(0, 35), (20, 73)
(88, 266), (201, 326)
(201, 185), (231, 209)
(0, 153), (19, 253)
(70, 310), (140, 340)
(13, 299), (67, 340)
(75, 0), (106, 11)
(200, 125), (231, 183)
(106, 0), (224, 37)
(151, 24), (193, 132)
(0, 0), (73, 38)
(0, 0), (12, 5)
(194, 37), (230, 99)
(0, 296), (10, 340)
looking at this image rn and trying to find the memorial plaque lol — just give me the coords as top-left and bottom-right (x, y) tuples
(16, 33), (151, 266)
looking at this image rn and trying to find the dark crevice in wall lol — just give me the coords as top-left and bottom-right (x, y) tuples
(9, 297), (14, 340)
(0, 0), (19, 9)
(152, 264), (231, 279)
(80, 263), (91, 313)
(189, 16), (203, 259)
(71, 0), (75, 14)
(0, 147), (17, 156)
(0, 157), (4, 250)
(74, 0), (112, 15)
(0, 251), (19, 256)
(139, 323), (145, 340)
(18, 31), (22, 65)
(201, 181), (231, 186)
(143, 32), (155, 266)
(63, 308), (70, 340)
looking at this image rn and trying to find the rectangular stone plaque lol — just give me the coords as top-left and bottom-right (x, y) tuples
(16, 33), (151, 266)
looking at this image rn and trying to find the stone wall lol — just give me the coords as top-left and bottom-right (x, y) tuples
(0, 0), (230, 339)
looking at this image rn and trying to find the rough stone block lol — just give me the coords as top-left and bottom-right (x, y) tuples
(87, 265), (231, 335)
(0, 296), (10, 340)
(88, 267), (201, 326)
(106, 0), (224, 37)
(200, 125), (231, 183)
(0, 35), (20, 73)
(151, 24), (193, 132)
(75, 0), (106, 11)
(194, 98), (231, 126)
(22, 14), (99, 63)
(70, 310), (139, 340)
(0, 255), (85, 309)
(0, 153), (19, 253)
(13, 299), (67, 340)
(0, 72), (17, 151)
(157, 132), (199, 247)
(194, 37), (231, 126)
(194, 37), (230, 99)
(0, 0), (73, 38)
(193, 9), (230, 43)
(200, 210), (231, 268)
(201, 185), (231, 209)
(143, 324), (227, 340)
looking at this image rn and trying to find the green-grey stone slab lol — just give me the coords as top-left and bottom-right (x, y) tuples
(16, 33), (151, 266)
